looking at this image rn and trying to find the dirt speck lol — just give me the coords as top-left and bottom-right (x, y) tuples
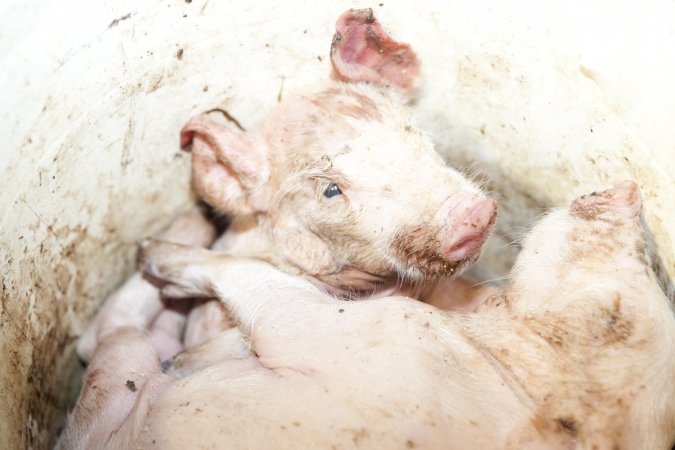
(176, 48), (184, 60)
(125, 380), (137, 392)
(277, 76), (285, 103)
(554, 416), (578, 435)
(108, 13), (132, 28)
(351, 428), (369, 445)
(579, 65), (597, 82)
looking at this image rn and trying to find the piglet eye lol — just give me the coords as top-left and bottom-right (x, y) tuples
(323, 183), (342, 198)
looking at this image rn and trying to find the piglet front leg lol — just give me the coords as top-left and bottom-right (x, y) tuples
(165, 300), (244, 378)
(163, 328), (251, 378)
(183, 299), (235, 347)
(140, 241), (223, 299)
(140, 241), (332, 316)
(140, 241), (340, 363)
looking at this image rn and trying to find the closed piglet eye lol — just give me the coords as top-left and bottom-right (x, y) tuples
(323, 183), (342, 198)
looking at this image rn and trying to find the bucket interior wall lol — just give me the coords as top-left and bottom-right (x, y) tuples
(1, 1), (674, 448)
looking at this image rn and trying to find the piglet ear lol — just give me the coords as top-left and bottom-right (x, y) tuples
(330, 8), (420, 94)
(180, 114), (270, 215)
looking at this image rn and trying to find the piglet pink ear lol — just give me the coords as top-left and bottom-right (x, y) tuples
(330, 8), (420, 94)
(181, 114), (270, 215)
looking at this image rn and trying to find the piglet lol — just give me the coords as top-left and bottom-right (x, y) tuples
(181, 8), (496, 298)
(161, 7), (498, 371)
(57, 181), (675, 449)
(140, 181), (675, 449)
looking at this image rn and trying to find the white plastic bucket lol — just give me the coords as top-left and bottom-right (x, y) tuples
(2, 1), (673, 447)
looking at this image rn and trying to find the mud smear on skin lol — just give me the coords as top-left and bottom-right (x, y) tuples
(482, 209), (652, 446)
(391, 224), (461, 279)
(311, 88), (384, 123)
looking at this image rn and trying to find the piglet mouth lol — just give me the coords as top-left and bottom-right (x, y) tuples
(391, 224), (465, 280)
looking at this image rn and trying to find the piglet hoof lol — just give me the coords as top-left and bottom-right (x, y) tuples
(570, 180), (642, 221)
(139, 240), (214, 299)
(139, 240), (171, 287)
(160, 353), (190, 378)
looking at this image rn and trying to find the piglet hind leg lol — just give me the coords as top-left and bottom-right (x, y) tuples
(492, 181), (675, 449)
(570, 179), (642, 220)
(163, 327), (251, 378)
(506, 181), (647, 311)
(56, 328), (172, 450)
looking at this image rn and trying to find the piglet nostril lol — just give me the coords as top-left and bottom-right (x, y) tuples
(438, 196), (497, 262)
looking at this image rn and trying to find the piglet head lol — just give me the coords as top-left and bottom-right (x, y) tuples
(181, 85), (495, 293)
(180, 9), (494, 293)
(260, 85), (496, 284)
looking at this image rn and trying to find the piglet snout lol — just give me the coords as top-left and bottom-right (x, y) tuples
(436, 192), (497, 262)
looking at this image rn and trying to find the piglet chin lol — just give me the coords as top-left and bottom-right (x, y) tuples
(438, 196), (497, 263)
(310, 267), (395, 298)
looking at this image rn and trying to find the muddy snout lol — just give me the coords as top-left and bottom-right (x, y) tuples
(391, 192), (496, 280)
(436, 192), (497, 262)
